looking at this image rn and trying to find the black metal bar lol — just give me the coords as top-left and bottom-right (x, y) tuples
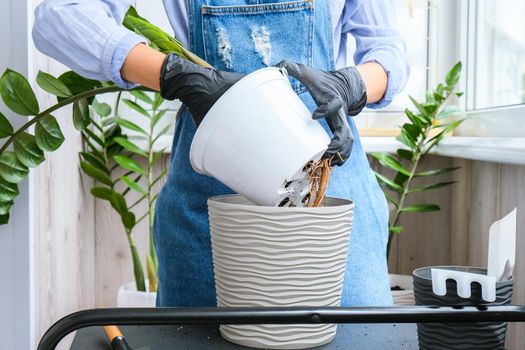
(38, 305), (525, 350)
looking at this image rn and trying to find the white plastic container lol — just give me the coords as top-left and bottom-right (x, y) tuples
(117, 281), (157, 307)
(190, 67), (330, 207)
(208, 195), (354, 349)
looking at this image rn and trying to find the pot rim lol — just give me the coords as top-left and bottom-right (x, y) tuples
(412, 265), (514, 284)
(208, 194), (354, 212)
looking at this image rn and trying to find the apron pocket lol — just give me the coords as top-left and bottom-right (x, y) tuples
(201, 0), (314, 93)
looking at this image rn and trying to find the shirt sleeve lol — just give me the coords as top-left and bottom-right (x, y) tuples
(32, 0), (146, 89)
(342, 0), (410, 109)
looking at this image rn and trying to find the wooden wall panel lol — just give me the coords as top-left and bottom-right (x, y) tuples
(32, 56), (96, 348)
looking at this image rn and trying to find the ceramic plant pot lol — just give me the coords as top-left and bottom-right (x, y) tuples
(117, 281), (157, 307)
(413, 266), (513, 350)
(190, 67), (330, 207)
(389, 273), (415, 306)
(208, 195), (354, 349)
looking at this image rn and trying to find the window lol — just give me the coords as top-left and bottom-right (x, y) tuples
(470, 0), (525, 110)
(354, 0), (429, 133)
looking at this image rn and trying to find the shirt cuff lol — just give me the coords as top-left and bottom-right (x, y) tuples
(359, 49), (409, 109)
(101, 30), (146, 89)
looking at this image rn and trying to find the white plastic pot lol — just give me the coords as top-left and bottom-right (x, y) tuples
(117, 281), (157, 307)
(208, 195), (354, 349)
(190, 67), (330, 207)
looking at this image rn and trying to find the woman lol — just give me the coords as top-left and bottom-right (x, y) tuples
(33, 0), (409, 307)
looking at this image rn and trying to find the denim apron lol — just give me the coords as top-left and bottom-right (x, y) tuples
(154, 0), (392, 307)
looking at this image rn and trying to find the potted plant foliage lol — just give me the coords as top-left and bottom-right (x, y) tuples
(0, 7), (206, 304)
(373, 62), (465, 304)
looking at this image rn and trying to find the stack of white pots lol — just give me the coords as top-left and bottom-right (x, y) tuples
(208, 195), (354, 349)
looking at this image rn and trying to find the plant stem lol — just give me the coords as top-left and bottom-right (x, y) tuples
(126, 229), (146, 292)
(146, 105), (158, 291)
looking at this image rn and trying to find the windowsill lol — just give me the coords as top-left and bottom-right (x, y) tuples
(361, 136), (525, 166)
(132, 135), (525, 166)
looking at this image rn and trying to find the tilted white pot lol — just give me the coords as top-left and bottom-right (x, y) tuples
(190, 67), (330, 207)
(117, 281), (157, 307)
(208, 195), (354, 349)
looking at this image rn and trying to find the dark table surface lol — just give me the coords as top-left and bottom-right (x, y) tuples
(70, 323), (418, 349)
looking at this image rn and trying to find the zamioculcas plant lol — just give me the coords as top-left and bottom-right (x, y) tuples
(373, 62), (465, 261)
(80, 92), (170, 292)
(0, 7), (209, 224)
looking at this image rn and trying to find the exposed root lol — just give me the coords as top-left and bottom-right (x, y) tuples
(305, 158), (332, 207)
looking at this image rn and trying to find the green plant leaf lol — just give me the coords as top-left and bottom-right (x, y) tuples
(456, 92), (464, 97)
(123, 99), (150, 117)
(152, 109), (168, 128)
(83, 128), (104, 148)
(153, 124), (171, 143)
(115, 119), (147, 136)
(425, 119), (465, 151)
(58, 71), (102, 97)
(401, 204), (440, 212)
(389, 226), (404, 234)
(73, 98), (90, 131)
(437, 105), (465, 119)
(397, 149), (413, 161)
(130, 90), (153, 104)
(0, 213), (10, 224)
(396, 131), (417, 149)
(122, 211), (136, 230)
(92, 99), (111, 118)
(114, 137), (147, 157)
(445, 62), (462, 87)
(401, 123), (421, 140)
(80, 161), (113, 186)
(36, 71), (72, 98)
(110, 192), (128, 216)
(113, 155), (146, 175)
(35, 114), (65, 152)
(80, 152), (108, 173)
(0, 152), (29, 183)
(0, 200), (14, 215)
(394, 172), (409, 187)
(150, 150), (166, 167)
(0, 69), (39, 115)
(0, 180), (19, 202)
(372, 153), (410, 176)
(120, 175), (146, 195)
(13, 133), (45, 168)
(384, 192), (399, 207)
(374, 172), (403, 192)
(90, 186), (114, 201)
(415, 166), (460, 177)
(0, 112), (14, 139)
(409, 181), (456, 193)
(152, 93), (164, 110)
(409, 96), (429, 120)
(404, 109), (424, 128)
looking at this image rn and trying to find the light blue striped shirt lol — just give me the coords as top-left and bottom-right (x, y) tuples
(32, 0), (409, 108)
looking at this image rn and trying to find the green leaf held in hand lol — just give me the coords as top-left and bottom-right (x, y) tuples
(36, 71), (72, 98)
(0, 69), (39, 115)
(13, 133), (45, 168)
(35, 114), (65, 152)
(0, 152), (29, 183)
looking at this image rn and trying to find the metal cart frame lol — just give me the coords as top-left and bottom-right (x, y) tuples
(38, 305), (525, 350)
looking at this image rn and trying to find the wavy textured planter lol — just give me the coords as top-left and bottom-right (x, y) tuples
(208, 195), (354, 349)
(413, 266), (513, 350)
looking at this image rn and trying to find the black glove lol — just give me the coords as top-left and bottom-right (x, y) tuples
(277, 60), (367, 166)
(160, 53), (245, 127)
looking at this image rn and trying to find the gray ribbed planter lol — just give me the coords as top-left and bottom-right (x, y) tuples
(413, 266), (513, 350)
(208, 195), (354, 349)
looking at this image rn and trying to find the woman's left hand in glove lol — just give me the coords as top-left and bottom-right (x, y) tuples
(276, 60), (368, 166)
